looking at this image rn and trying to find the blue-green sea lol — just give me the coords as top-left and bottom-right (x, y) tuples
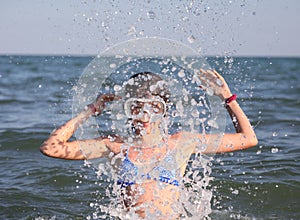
(0, 55), (299, 219)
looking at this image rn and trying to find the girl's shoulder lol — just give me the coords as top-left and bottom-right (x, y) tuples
(169, 131), (200, 152)
(169, 131), (197, 141)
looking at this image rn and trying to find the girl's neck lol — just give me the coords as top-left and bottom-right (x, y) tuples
(134, 133), (165, 148)
(129, 138), (168, 164)
(130, 120), (168, 148)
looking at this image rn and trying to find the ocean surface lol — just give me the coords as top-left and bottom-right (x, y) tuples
(0, 55), (299, 219)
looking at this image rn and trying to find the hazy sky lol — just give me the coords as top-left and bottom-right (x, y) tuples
(1, 0), (299, 57)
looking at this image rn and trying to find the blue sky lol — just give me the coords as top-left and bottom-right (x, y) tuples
(1, 0), (299, 57)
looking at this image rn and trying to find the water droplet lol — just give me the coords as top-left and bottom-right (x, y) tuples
(110, 63), (116, 68)
(232, 189), (239, 195)
(191, 109), (199, 118)
(197, 47), (202, 53)
(256, 150), (261, 155)
(116, 113), (124, 120)
(147, 11), (156, 19)
(113, 85), (122, 92)
(127, 137), (133, 143)
(191, 98), (197, 106)
(204, 6), (210, 12)
(38, 84), (42, 88)
(127, 25), (136, 36)
(187, 35), (195, 43)
(206, 87), (214, 96)
(216, 79), (223, 86)
(178, 69), (185, 78)
(208, 119), (219, 129)
(183, 95), (189, 102)
(272, 132), (278, 137)
(175, 101), (184, 116)
(139, 30), (145, 36)
(182, 16), (189, 21)
(271, 148), (278, 153)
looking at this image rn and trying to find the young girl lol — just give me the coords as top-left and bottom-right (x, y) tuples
(40, 69), (258, 219)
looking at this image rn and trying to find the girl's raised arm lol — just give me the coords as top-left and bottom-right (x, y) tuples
(40, 94), (121, 160)
(197, 69), (258, 154)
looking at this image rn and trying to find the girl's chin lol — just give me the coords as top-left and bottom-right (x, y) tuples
(132, 122), (151, 135)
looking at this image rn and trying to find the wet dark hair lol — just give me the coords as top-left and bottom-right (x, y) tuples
(124, 72), (171, 104)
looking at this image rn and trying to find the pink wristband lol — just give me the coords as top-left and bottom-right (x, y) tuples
(225, 94), (237, 106)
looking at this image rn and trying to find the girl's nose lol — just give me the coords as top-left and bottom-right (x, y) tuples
(140, 110), (151, 122)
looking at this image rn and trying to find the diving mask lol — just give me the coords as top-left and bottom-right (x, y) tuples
(124, 97), (167, 121)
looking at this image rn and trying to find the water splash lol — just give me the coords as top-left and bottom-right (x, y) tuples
(85, 140), (216, 219)
(72, 38), (226, 219)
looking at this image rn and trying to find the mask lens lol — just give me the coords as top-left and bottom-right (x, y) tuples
(124, 98), (166, 117)
(151, 101), (164, 114)
(131, 101), (145, 115)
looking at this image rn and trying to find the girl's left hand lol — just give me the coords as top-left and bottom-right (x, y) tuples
(198, 69), (232, 100)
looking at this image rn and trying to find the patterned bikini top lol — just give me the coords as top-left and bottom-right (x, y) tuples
(117, 147), (180, 187)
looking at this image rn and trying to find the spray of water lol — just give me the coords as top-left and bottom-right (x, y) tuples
(72, 38), (226, 219)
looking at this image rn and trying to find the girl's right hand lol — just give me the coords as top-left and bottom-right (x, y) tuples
(88, 94), (121, 116)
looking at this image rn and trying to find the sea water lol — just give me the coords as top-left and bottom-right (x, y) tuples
(0, 55), (299, 219)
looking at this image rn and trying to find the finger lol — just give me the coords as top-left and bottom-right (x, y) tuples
(198, 69), (214, 88)
(199, 69), (210, 80)
(202, 69), (225, 87)
(212, 70), (224, 80)
(200, 69), (215, 80)
(206, 69), (219, 81)
(197, 74), (209, 87)
(199, 68), (209, 77)
(199, 69), (217, 85)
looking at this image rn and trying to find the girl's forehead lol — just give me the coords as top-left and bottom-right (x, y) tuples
(129, 95), (164, 101)
(128, 92), (155, 99)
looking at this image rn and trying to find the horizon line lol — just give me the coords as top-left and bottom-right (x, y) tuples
(1, 52), (300, 59)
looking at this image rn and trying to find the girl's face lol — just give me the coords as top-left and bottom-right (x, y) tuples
(124, 96), (166, 121)
(124, 96), (166, 135)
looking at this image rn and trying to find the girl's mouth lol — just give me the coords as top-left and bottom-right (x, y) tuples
(135, 121), (149, 128)
(132, 120), (150, 132)
(142, 122), (150, 128)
